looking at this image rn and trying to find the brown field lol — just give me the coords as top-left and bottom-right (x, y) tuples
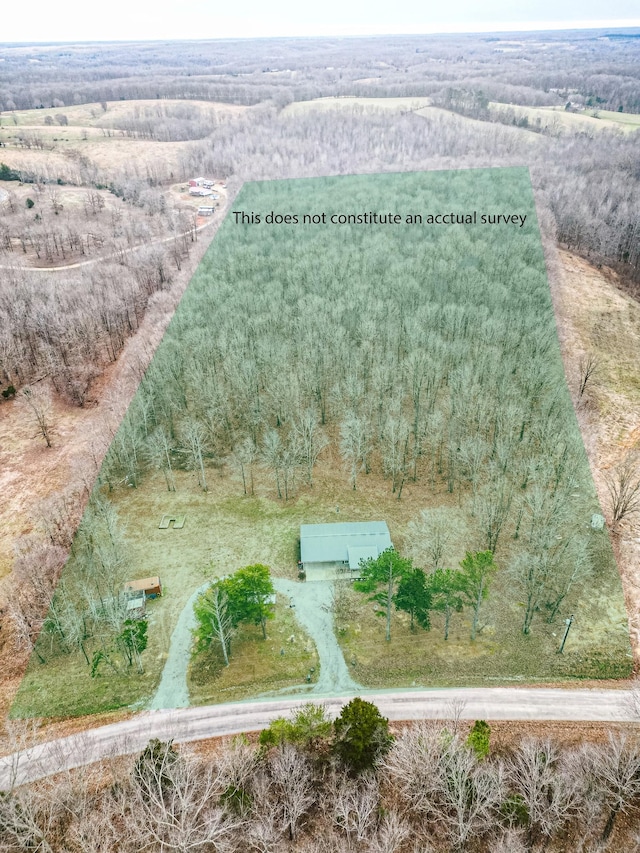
(283, 96), (433, 113)
(0, 98), (251, 183)
(0, 99), (247, 128)
(489, 102), (640, 134)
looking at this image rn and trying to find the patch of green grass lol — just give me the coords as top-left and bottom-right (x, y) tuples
(188, 599), (319, 705)
(488, 102), (640, 134)
(337, 580), (633, 688)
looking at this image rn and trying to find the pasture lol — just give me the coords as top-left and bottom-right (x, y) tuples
(488, 102), (640, 134)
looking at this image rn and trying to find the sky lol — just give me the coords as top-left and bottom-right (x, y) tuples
(2, 0), (639, 43)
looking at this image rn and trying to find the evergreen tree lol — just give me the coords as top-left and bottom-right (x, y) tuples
(354, 548), (412, 641)
(394, 567), (432, 631)
(333, 698), (393, 774)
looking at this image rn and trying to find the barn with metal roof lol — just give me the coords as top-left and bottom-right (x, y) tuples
(300, 521), (392, 575)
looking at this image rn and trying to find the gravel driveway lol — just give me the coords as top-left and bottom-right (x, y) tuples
(147, 582), (210, 710)
(148, 577), (360, 710)
(272, 578), (361, 695)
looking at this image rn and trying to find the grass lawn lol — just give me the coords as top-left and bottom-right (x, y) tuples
(188, 597), (319, 706)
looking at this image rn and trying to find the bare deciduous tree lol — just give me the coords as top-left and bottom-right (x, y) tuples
(179, 417), (209, 492)
(369, 809), (410, 853)
(293, 407), (328, 486)
(19, 384), (56, 447)
(506, 738), (579, 848)
(270, 743), (315, 841)
(606, 452), (640, 528)
(382, 721), (448, 818)
(330, 770), (379, 845)
(339, 411), (371, 491)
(586, 734), (640, 841)
(131, 744), (240, 852)
(434, 739), (504, 850)
(578, 353), (599, 399)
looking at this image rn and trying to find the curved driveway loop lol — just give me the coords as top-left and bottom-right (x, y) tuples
(148, 582), (211, 710)
(149, 578), (360, 710)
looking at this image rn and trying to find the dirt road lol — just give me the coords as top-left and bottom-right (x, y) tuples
(1, 686), (636, 789)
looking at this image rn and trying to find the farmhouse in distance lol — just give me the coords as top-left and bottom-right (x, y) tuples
(300, 521), (392, 576)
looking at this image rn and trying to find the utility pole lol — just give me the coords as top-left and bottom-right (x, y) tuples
(558, 614), (574, 654)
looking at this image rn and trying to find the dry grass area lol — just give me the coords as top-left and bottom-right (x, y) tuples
(282, 96), (433, 114)
(0, 138), (191, 184)
(0, 99), (246, 129)
(488, 102), (640, 134)
(548, 248), (640, 658)
(0, 99), (249, 184)
(282, 95), (639, 136)
(414, 105), (545, 146)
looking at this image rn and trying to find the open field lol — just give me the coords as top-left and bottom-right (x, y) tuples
(0, 98), (247, 129)
(283, 96), (433, 113)
(11, 167), (632, 719)
(488, 102), (640, 134)
(280, 96), (638, 142)
(0, 98), (249, 186)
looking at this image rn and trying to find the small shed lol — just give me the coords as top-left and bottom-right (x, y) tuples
(125, 590), (146, 619)
(124, 576), (163, 599)
(300, 521), (392, 575)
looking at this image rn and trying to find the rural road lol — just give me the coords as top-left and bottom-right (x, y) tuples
(1, 687), (637, 790)
(0, 217), (217, 273)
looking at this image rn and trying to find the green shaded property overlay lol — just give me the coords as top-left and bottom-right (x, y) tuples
(13, 168), (632, 718)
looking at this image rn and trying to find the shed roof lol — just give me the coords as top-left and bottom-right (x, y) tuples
(300, 521), (391, 565)
(124, 577), (161, 592)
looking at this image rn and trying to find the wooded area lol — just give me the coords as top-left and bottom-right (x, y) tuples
(0, 24), (637, 726)
(3, 705), (640, 851)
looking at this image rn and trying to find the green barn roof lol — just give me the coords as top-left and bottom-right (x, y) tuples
(300, 521), (392, 566)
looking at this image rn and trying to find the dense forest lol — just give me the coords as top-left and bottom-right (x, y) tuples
(1, 31), (639, 403)
(11, 168), (629, 720)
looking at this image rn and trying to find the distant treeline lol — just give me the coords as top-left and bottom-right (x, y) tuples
(1, 31), (639, 113)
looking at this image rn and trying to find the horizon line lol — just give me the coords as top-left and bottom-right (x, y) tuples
(1, 21), (639, 46)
